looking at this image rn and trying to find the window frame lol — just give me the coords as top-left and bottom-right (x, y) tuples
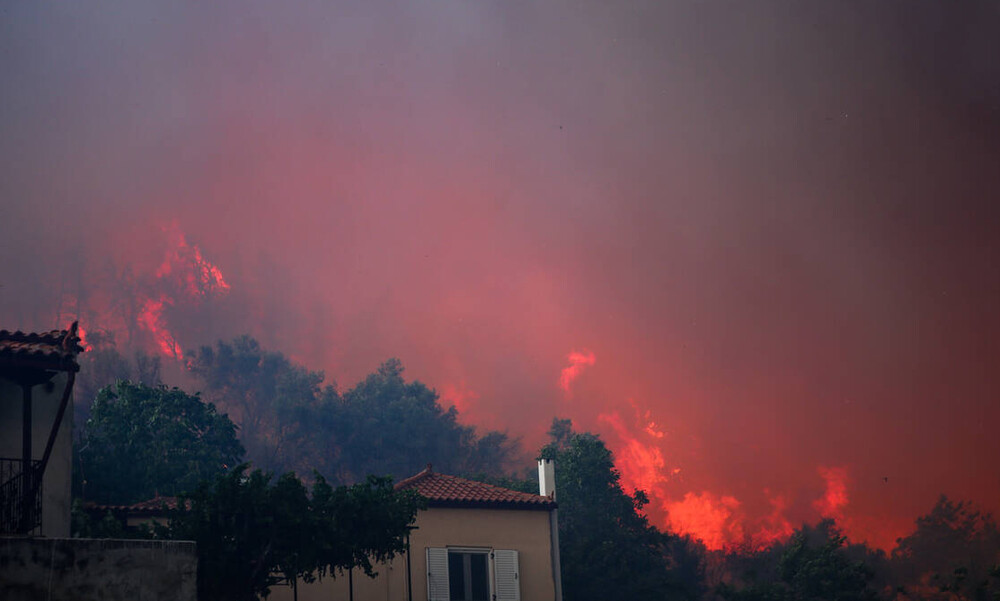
(445, 546), (494, 601)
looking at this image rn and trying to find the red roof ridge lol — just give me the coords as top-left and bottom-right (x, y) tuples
(395, 466), (555, 511)
(394, 464), (435, 490)
(86, 495), (184, 515)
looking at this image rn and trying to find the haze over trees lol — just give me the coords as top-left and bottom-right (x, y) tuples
(69, 337), (1000, 601)
(187, 336), (521, 482)
(74, 335), (520, 507)
(716, 520), (879, 601)
(890, 496), (1000, 600)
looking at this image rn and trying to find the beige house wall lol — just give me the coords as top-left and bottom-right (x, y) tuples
(0, 371), (74, 537)
(273, 506), (556, 601)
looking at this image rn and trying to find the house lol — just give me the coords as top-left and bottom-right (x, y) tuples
(275, 461), (564, 601)
(0, 324), (82, 537)
(0, 323), (198, 601)
(83, 494), (182, 531)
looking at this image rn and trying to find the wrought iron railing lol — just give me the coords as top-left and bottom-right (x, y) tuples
(0, 457), (43, 535)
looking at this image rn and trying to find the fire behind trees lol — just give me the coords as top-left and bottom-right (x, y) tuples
(185, 336), (522, 482)
(76, 334), (522, 490)
(72, 336), (1000, 601)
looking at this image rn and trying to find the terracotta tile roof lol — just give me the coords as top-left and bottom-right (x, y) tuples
(396, 465), (555, 510)
(0, 324), (85, 372)
(86, 496), (184, 517)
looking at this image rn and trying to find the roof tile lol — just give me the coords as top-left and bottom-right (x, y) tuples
(0, 324), (84, 372)
(396, 466), (554, 510)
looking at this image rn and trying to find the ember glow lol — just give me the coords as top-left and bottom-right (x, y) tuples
(3, 0), (998, 555)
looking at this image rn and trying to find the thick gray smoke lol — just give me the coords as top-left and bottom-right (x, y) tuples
(2, 0), (998, 547)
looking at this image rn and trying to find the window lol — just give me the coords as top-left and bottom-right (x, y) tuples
(448, 550), (489, 601)
(427, 548), (520, 601)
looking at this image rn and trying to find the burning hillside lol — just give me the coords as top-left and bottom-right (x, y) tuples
(2, 0), (998, 561)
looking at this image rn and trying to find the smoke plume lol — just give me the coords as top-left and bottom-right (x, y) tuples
(2, 0), (998, 550)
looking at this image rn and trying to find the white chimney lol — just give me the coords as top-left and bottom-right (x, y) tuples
(538, 458), (555, 499)
(538, 458), (563, 601)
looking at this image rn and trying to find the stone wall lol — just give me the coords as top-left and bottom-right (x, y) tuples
(0, 537), (197, 601)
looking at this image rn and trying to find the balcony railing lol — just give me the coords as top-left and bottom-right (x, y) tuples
(0, 457), (43, 535)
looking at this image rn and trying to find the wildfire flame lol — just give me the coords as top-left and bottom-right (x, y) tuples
(130, 224), (231, 359)
(440, 382), (478, 418)
(53, 222), (230, 361)
(666, 492), (745, 551)
(155, 225), (230, 298)
(755, 493), (795, 548)
(137, 296), (183, 359)
(75, 323), (94, 352)
(562, 357), (865, 551)
(598, 405), (671, 499)
(559, 349), (595, 398)
(814, 465), (849, 520)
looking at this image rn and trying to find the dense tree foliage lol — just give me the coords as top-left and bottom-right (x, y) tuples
(164, 465), (424, 601)
(890, 496), (1000, 600)
(717, 520), (877, 601)
(188, 337), (521, 482)
(75, 380), (244, 504)
(187, 335), (323, 474)
(317, 358), (520, 482)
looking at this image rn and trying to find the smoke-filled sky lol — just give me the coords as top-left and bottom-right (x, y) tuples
(2, 1), (998, 550)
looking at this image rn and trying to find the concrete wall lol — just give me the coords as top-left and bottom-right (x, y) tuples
(0, 537), (197, 601)
(0, 372), (74, 537)
(275, 505), (556, 601)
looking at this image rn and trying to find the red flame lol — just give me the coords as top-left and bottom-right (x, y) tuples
(814, 466), (849, 520)
(559, 349), (595, 397)
(754, 493), (795, 548)
(137, 296), (183, 359)
(666, 492), (745, 551)
(75, 323), (94, 352)
(440, 382), (478, 419)
(54, 294), (92, 351)
(51, 223), (230, 361)
(598, 406), (671, 500)
(563, 358), (867, 550)
(130, 224), (229, 358)
(155, 225), (230, 298)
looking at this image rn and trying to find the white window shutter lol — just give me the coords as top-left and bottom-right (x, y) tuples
(493, 549), (520, 601)
(426, 547), (450, 601)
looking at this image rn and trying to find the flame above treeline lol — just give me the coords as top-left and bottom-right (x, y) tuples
(51, 224), (893, 551)
(4, 0), (997, 560)
(561, 351), (858, 551)
(55, 223), (231, 360)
